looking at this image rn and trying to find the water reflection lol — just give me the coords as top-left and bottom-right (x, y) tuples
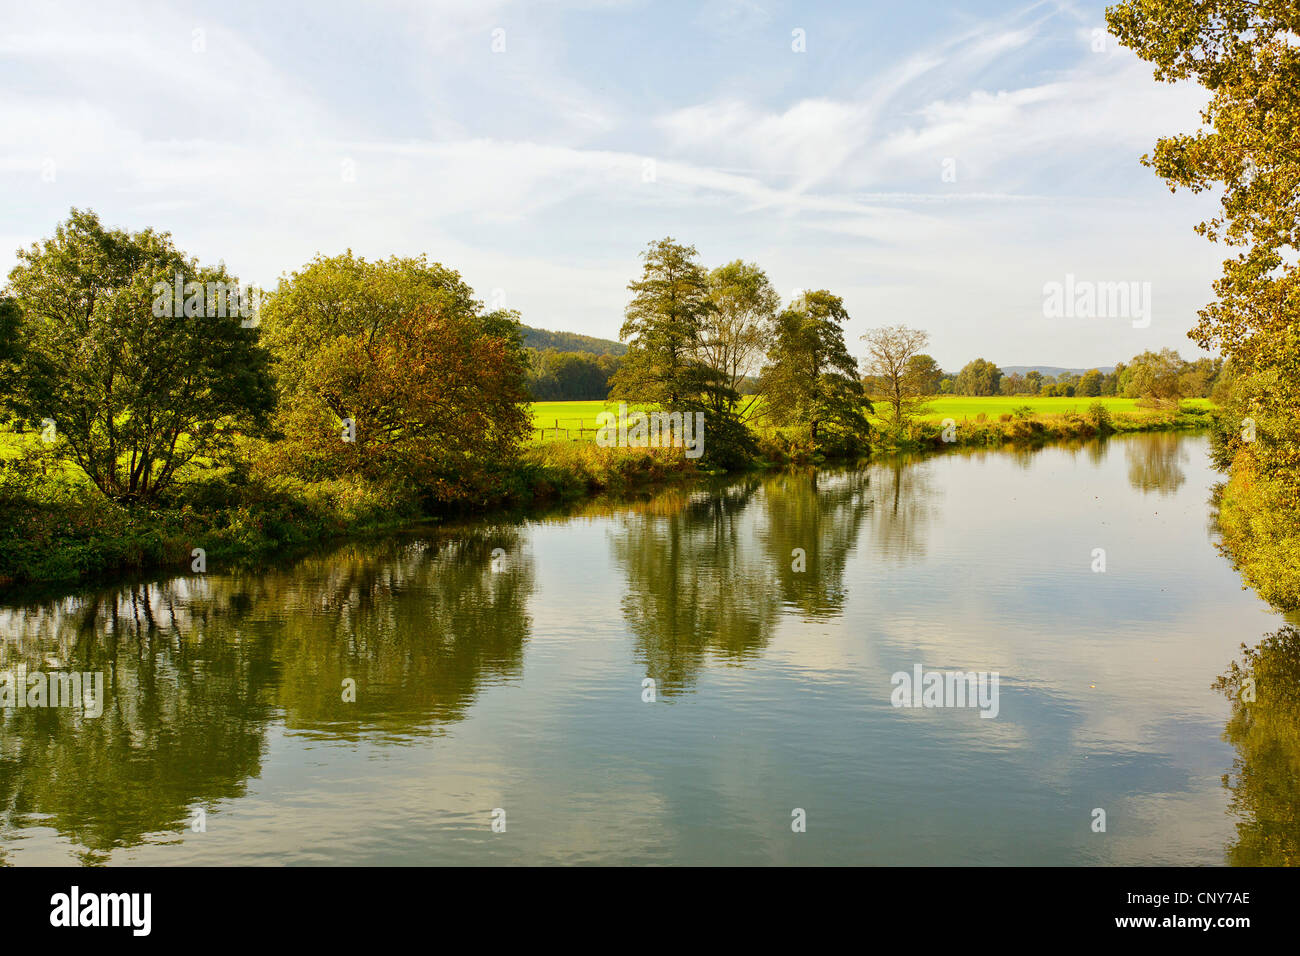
(610, 479), (778, 696)
(0, 433), (1288, 865)
(0, 529), (533, 858)
(1126, 432), (1188, 495)
(1214, 624), (1300, 865)
(758, 469), (873, 620)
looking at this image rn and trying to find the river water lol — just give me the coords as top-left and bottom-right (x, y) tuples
(0, 432), (1289, 865)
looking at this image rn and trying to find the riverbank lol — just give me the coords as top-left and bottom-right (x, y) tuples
(0, 405), (1212, 589)
(0, 442), (703, 590)
(1213, 455), (1300, 613)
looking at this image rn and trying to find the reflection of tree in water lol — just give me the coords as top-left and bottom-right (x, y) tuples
(1214, 625), (1300, 865)
(0, 583), (279, 862)
(263, 530), (533, 737)
(758, 468), (872, 620)
(1125, 433), (1188, 495)
(611, 480), (776, 697)
(612, 468), (878, 696)
(863, 456), (940, 562)
(0, 528), (532, 857)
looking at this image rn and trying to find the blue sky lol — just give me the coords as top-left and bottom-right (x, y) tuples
(0, 0), (1223, 370)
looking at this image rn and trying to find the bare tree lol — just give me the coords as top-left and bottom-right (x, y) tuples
(861, 325), (930, 431)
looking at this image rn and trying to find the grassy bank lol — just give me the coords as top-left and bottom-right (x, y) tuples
(0, 433), (701, 590)
(871, 401), (1213, 451)
(0, 398), (1211, 590)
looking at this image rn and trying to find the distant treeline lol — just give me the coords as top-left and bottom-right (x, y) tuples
(530, 343), (1223, 404)
(862, 351), (1223, 401)
(526, 350), (623, 401)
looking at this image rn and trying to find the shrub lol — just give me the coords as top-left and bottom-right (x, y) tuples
(1087, 402), (1113, 434)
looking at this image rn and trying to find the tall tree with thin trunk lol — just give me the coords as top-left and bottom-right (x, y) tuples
(702, 259), (779, 419)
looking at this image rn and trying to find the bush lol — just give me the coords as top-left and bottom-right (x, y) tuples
(1087, 402), (1113, 434)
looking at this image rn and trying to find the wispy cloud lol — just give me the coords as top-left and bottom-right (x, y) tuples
(0, 0), (1221, 368)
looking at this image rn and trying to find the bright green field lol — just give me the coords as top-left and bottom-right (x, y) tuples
(531, 396), (1214, 434)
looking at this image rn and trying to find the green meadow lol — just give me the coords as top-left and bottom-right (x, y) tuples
(531, 395), (1215, 439)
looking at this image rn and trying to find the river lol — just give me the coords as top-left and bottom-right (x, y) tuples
(0, 432), (1290, 865)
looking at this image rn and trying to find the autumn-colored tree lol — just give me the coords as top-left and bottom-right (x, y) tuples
(260, 253), (529, 503)
(1108, 1), (1300, 476)
(1109, 0), (1300, 608)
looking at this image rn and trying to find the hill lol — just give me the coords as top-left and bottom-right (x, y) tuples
(521, 325), (627, 356)
(1000, 365), (1115, 377)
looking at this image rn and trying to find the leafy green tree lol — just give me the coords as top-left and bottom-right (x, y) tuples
(761, 290), (872, 450)
(1122, 348), (1186, 403)
(703, 260), (779, 417)
(1101, 363), (1124, 396)
(904, 354), (944, 395)
(610, 238), (753, 468)
(1024, 370), (1044, 395)
(0, 295), (23, 422)
(609, 238), (717, 409)
(953, 358), (1003, 396)
(1078, 368), (1104, 397)
(4, 209), (274, 502)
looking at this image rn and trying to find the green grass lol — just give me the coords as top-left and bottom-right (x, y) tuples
(885, 395), (1213, 422)
(530, 396), (1216, 439)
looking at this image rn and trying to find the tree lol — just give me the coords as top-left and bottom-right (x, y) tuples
(609, 238), (717, 410)
(259, 251), (530, 501)
(610, 238), (753, 468)
(1101, 363), (1123, 396)
(526, 350), (616, 400)
(861, 326), (931, 432)
(4, 209), (275, 502)
(954, 358), (1003, 396)
(0, 296), (22, 421)
(905, 353), (944, 396)
(1109, 0), (1300, 488)
(1024, 370), (1043, 395)
(761, 290), (872, 450)
(703, 260), (779, 417)
(1078, 369), (1104, 397)
(1122, 349), (1186, 404)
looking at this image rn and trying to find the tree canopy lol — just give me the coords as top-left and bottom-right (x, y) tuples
(3, 208), (274, 502)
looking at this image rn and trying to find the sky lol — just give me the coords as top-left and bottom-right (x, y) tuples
(0, 0), (1225, 371)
